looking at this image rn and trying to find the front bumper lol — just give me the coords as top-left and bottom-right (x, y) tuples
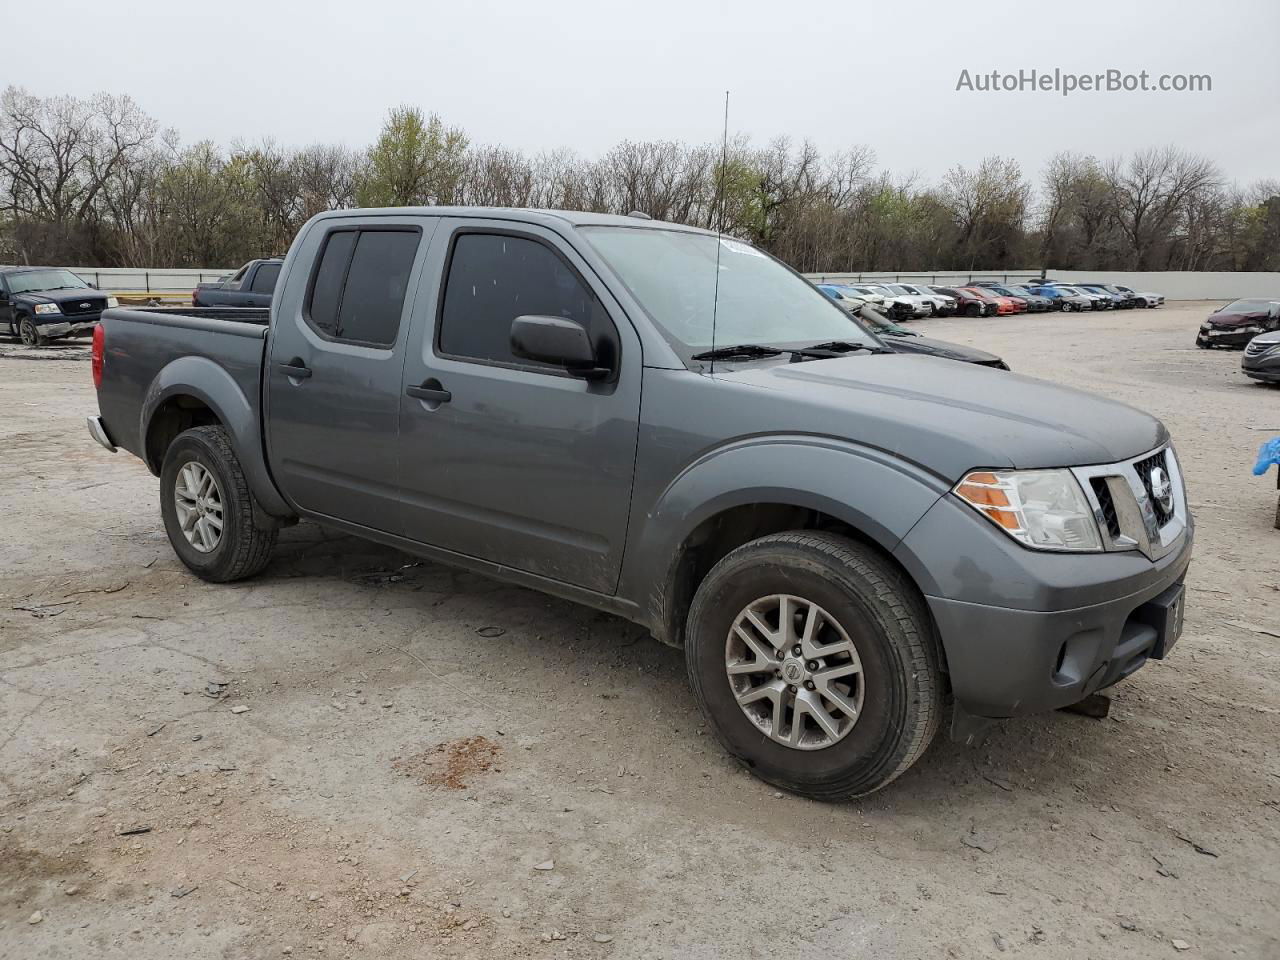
(895, 469), (1194, 720)
(1243, 352), (1280, 382)
(36, 317), (99, 337)
(1197, 327), (1263, 348)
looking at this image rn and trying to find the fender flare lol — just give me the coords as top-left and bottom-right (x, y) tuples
(618, 435), (951, 642)
(140, 355), (291, 518)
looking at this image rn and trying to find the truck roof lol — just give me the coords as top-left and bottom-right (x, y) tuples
(307, 207), (716, 235)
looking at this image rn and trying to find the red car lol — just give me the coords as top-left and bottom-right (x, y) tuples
(963, 286), (1020, 315)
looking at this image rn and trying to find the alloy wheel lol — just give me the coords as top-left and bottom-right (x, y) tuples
(173, 461), (224, 553)
(724, 594), (865, 750)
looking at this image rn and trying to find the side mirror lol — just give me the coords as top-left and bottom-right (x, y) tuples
(510, 315), (608, 380)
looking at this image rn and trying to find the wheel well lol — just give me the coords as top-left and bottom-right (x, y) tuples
(660, 503), (930, 652)
(145, 396), (222, 472)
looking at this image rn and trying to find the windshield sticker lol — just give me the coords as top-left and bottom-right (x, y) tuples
(720, 238), (767, 259)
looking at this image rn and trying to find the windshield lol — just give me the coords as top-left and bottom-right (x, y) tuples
(6, 269), (89, 294)
(885, 284), (913, 295)
(1220, 299), (1277, 314)
(580, 227), (878, 356)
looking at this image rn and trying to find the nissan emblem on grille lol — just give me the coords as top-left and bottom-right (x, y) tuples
(1149, 465), (1174, 515)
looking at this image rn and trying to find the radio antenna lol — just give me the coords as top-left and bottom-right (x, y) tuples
(709, 90), (729, 374)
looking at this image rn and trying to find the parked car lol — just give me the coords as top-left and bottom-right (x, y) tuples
(1113, 284), (1163, 308)
(964, 286), (1020, 315)
(1032, 284), (1107, 310)
(932, 286), (994, 317)
(1242, 331), (1280, 383)
(88, 206), (1193, 800)
(816, 284), (868, 312)
(192, 258), (283, 308)
(877, 283), (938, 317)
(847, 283), (924, 320)
(896, 283), (957, 317)
(972, 282), (1049, 313)
(854, 305), (1009, 368)
(0, 266), (118, 345)
(1196, 299), (1280, 349)
(1075, 284), (1131, 309)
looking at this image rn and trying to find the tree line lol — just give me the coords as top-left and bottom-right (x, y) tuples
(1, 86), (1276, 273)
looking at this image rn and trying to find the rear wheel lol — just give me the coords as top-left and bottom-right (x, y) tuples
(685, 531), (944, 800)
(160, 425), (277, 582)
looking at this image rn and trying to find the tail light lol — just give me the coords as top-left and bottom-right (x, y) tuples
(191, 289), (199, 306)
(91, 323), (105, 389)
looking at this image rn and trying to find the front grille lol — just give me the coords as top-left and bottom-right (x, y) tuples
(60, 297), (106, 317)
(1090, 478), (1121, 538)
(1245, 341), (1272, 356)
(1132, 450), (1173, 527)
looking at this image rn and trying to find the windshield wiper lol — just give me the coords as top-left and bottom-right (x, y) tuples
(691, 343), (784, 362)
(789, 340), (890, 360)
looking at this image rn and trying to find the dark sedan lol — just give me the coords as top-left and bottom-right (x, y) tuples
(1243, 332), (1280, 383)
(856, 306), (1009, 368)
(1196, 299), (1280, 349)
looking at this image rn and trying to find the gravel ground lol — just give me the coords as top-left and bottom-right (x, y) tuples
(1, 302), (1277, 960)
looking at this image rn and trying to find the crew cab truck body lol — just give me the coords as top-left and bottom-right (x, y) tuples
(192, 258), (282, 308)
(88, 207), (1194, 799)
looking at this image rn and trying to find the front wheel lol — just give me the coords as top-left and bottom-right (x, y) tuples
(685, 531), (944, 800)
(18, 316), (45, 346)
(965, 303), (982, 317)
(160, 425), (278, 582)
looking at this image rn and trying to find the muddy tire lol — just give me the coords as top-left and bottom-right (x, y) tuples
(160, 425), (277, 582)
(19, 316), (44, 346)
(685, 531), (944, 800)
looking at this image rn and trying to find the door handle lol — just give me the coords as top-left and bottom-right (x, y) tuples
(406, 383), (451, 403)
(277, 359), (312, 379)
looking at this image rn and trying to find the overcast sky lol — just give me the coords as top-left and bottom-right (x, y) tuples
(11, 0), (1278, 187)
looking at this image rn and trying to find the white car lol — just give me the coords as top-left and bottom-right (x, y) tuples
(850, 283), (931, 319)
(1114, 284), (1163, 308)
(897, 283), (957, 317)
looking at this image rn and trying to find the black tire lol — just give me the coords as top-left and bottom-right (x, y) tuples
(965, 303), (982, 317)
(18, 316), (45, 346)
(685, 531), (944, 800)
(160, 425), (277, 582)
(1274, 494), (1280, 531)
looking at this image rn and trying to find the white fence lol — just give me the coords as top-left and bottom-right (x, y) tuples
(7, 262), (1280, 302)
(1, 265), (236, 296)
(806, 269), (1280, 301)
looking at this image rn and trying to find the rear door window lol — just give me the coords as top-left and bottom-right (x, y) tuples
(250, 262), (281, 294)
(305, 228), (420, 346)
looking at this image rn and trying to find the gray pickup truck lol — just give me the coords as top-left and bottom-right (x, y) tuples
(191, 258), (282, 308)
(87, 207), (1193, 799)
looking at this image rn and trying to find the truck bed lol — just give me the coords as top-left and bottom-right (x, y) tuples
(95, 306), (270, 469)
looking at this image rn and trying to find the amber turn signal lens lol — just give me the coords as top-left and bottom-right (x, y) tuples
(955, 483), (1010, 507)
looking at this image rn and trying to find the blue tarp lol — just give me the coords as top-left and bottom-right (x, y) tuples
(1254, 437), (1280, 476)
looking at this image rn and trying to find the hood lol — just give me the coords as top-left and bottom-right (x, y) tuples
(715, 354), (1166, 479)
(885, 334), (1004, 365)
(14, 288), (103, 306)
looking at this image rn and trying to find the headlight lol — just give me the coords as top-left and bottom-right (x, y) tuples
(33, 303), (62, 315)
(106, 296), (120, 308)
(954, 469), (1102, 552)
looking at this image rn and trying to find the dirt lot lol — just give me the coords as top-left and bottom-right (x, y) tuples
(1, 302), (1277, 960)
